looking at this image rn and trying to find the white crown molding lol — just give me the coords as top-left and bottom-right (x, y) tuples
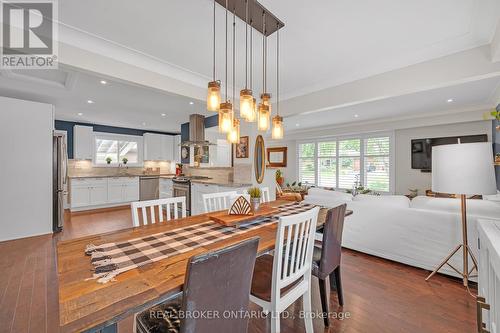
(0, 68), (76, 90)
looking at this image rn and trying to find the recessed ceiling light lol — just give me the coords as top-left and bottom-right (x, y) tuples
(161, 113), (166, 117)
(295, 123), (300, 127)
(189, 101), (194, 105)
(354, 114), (359, 118)
(447, 98), (454, 103)
(87, 100), (94, 104)
(142, 122), (146, 126)
(77, 112), (83, 116)
(100, 80), (107, 85)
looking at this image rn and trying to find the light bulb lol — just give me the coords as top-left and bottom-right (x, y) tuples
(246, 97), (257, 122)
(258, 103), (270, 131)
(272, 115), (284, 139)
(207, 81), (221, 111)
(240, 89), (253, 120)
(227, 118), (240, 144)
(261, 93), (272, 114)
(218, 102), (233, 133)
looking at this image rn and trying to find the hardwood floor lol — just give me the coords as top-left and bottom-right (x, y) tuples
(0, 208), (476, 333)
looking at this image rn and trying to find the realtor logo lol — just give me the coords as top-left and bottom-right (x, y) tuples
(1, 0), (58, 68)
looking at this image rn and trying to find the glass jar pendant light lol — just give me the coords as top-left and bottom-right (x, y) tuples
(227, 118), (240, 143)
(207, 0), (220, 111)
(272, 22), (284, 139)
(258, 103), (270, 131)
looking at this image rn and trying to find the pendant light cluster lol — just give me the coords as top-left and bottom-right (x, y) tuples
(207, 0), (284, 143)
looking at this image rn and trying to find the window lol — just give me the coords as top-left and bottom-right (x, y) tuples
(364, 137), (390, 192)
(298, 143), (315, 185)
(318, 141), (336, 187)
(94, 133), (143, 166)
(297, 134), (393, 192)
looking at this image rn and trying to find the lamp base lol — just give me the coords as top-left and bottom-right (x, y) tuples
(425, 194), (478, 291)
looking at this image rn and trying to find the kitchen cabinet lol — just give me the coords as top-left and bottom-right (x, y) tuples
(144, 133), (175, 161)
(70, 177), (139, 210)
(73, 125), (93, 160)
(190, 183), (246, 215)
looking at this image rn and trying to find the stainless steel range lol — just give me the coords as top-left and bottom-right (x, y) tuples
(172, 176), (212, 216)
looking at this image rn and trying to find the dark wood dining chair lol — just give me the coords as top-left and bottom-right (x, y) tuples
(312, 204), (347, 327)
(136, 237), (260, 333)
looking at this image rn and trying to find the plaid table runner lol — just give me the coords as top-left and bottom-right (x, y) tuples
(85, 202), (315, 283)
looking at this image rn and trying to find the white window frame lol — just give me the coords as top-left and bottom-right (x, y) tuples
(93, 132), (144, 167)
(296, 131), (395, 193)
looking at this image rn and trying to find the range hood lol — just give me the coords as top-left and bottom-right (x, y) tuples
(182, 114), (215, 146)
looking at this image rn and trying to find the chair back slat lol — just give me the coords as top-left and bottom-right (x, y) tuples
(202, 191), (237, 213)
(131, 197), (187, 227)
(272, 207), (319, 291)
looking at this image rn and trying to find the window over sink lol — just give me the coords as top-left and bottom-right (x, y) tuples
(94, 133), (143, 166)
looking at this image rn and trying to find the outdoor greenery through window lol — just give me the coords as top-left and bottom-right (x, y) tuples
(298, 136), (391, 192)
(95, 134), (141, 165)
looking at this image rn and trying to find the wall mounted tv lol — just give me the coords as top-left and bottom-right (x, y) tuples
(411, 134), (488, 172)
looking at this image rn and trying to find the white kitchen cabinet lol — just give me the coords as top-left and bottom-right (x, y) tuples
(73, 125), (93, 160)
(173, 135), (181, 163)
(70, 177), (138, 210)
(191, 183), (219, 215)
(144, 133), (175, 161)
(161, 135), (174, 161)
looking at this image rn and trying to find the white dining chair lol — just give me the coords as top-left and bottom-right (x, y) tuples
(250, 207), (319, 333)
(202, 191), (237, 213)
(260, 187), (271, 203)
(131, 197), (187, 227)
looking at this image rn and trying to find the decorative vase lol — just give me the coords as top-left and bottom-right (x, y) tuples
(251, 198), (260, 212)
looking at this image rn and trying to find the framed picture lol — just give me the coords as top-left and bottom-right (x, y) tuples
(267, 147), (287, 167)
(236, 136), (249, 158)
(181, 146), (190, 164)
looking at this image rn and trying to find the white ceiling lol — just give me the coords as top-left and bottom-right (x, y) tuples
(0, 66), (209, 132)
(58, 0), (500, 99)
(285, 76), (500, 131)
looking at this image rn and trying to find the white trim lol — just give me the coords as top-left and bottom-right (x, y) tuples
(92, 132), (144, 167)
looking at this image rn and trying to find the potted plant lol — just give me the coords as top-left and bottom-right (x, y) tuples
(105, 157), (112, 164)
(122, 157), (128, 165)
(276, 169), (284, 186)
(491, 105), (500, 131)
(247, 187), (262, 212)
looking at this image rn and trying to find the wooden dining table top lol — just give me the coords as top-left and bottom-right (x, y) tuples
(57, 200), (352, 333)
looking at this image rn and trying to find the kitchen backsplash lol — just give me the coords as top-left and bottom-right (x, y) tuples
(183, 166), (234, 183)
(68, 160), (174, 177)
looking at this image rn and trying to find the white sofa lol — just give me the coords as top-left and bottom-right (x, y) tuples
(304, 188), (500, 279)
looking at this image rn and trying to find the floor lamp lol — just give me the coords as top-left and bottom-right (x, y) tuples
(425, 142), (496, 288)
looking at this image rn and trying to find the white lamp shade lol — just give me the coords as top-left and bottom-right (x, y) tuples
(432, 142), (496, 195)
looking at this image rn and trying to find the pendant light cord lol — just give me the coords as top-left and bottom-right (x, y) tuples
(277, 23), (279, 116)
(245, 0), (248, 89)
(224, 0), (228, 100)
(250, 21), (253, 90)
(262, 12), (266, 93)
(213, 0), (216, 81)
(232, 7), (236, 103)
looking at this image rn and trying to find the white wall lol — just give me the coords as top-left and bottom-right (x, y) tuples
(266, 139), (297, 185)
(0, 96), (54, 241)
(395, 120), (492, 195)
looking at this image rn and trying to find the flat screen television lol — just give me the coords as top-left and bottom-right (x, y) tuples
(411, 134), (488, 172)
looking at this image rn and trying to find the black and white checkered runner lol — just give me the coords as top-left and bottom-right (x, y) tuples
(85, 202), (315, 283)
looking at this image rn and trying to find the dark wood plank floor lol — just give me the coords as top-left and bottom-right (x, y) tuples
(0, 207), (477, 333)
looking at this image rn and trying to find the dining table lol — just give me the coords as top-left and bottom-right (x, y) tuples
(57, 200), (352, 333)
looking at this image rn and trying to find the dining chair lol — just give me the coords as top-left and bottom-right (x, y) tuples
(130, 197), (186, 227)
(260, 187), (271, 203)
(136, 237), (260, 333)
(313, 204), (347, 327)
(250, 207), (320, 333)
(202, 191), (237, 213)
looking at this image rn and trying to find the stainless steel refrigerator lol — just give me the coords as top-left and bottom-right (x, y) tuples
(53, 133), (68, 232)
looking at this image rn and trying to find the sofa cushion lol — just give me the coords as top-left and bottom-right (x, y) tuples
(307, 188), (353, 202)
(352, 194), (410, 208)
(410, 196), (500, 218)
